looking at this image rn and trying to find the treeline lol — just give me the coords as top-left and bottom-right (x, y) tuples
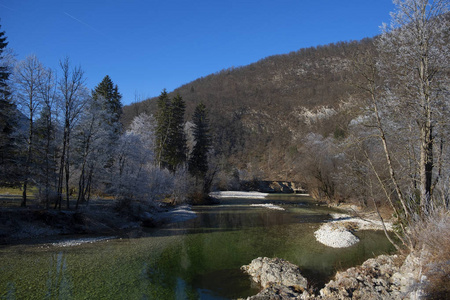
(0, 25), (212, 209)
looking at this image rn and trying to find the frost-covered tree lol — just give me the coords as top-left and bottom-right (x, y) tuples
(110, 113), (161, 202)
(14, 55), (46, 206)
(128, 113), (155, 152)
(349, 0), (450, 250)
(377, 0), (450, 212)
(73, 96), (115, 209)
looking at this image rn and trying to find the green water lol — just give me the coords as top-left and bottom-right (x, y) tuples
(0, 195), (395, 299)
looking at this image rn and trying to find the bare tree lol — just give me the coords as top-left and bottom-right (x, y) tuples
(36, 67), (58, 209)
(55, 57), (87, 209)
(14, 55), (45, 207)
(349, 0), (449, 250)
(377, 0), (449, 211)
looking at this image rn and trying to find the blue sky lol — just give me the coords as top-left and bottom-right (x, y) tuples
(1, 0), (395, 105)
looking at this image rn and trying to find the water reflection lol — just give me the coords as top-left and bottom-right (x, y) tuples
(46, 252), (72, 299)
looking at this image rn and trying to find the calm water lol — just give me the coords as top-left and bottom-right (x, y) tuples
(0, 194), (394, 299)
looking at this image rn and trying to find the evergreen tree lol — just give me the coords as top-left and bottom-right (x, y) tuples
(92, 75), (123, 174)
(0, 24), (19, 186)
(166, 94), (187, 172)
(188, 103), (211, 179)
(154, 91), (187, 172)
(92, 75), (123, 131)
(155, 89), (171, 168)
(0, 24), (9, 101)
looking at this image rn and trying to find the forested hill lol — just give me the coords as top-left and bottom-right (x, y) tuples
(122, 38), (375, 181)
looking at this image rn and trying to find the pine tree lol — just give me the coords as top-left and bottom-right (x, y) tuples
(0, 24), (19, 186)
(154, 91), (187, 172)
(188, 103), (211, 179)
(166, 94), (187, 172)
(155, 89), (171, 168)
(92, 75), (123, 131)
(92, 75), (123, 175)
(0, 24), (9, 101)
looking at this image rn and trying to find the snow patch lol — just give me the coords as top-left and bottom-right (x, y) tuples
(51, 236), (115, 247)
(330, 213), (393, 231)
(161, 205), (197, 223)
(250, 204), (285, 210)
(209, 191), (269, 199)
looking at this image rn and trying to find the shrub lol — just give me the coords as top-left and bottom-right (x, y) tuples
(410, 206), (450, 299)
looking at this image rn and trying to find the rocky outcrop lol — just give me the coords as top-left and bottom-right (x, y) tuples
(241, 257), (308, 291)
(241, 181), (306, 194)
(241, 254), (423, 300)
(318, 255), (404, 299)
(244, 284), (310, 300)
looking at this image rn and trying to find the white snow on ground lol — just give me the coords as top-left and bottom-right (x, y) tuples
(51, 236), (115, 247)
(250, 203), (285, 210)
(314, 213), (394, 248)
(314, 223), (360, 248)
(329, 213), (393, 231)
(209, 191), (269, 199)
(160, 205), (197, 223)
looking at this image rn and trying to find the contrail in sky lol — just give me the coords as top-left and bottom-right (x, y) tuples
(0, 3), (16, 11)
(64, 12), (105, 36)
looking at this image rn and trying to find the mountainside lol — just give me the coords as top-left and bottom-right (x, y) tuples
(122, 38), (375, 181)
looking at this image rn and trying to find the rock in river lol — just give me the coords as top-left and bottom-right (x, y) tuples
(241, 257), (308, 291)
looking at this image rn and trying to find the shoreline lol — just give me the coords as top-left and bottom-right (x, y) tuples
(0, 203), (197, 246)
(314, 211), (394, 248)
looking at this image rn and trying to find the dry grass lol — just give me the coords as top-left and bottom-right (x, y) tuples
(410, 207), (450, 299)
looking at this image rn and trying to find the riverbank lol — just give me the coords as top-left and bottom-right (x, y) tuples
(241, 206), (450, 299)
(0, 202), (197, 245)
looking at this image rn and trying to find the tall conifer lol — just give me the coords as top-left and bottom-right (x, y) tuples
(166, 94), (187, 172)
(92, 75), (123, 130)
(155, 89), (171, 168)
(188, 103), (211, 179)
(155, 91), (187, 172)
(0, 24), (19, 186)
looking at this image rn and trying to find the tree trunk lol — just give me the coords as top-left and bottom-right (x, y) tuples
(420, 116), (433, 210)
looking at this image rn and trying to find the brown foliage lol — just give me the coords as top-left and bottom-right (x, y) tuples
(122, 39), (374, 181)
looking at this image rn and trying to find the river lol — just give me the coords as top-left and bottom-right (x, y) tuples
(0, 194), (394, 299)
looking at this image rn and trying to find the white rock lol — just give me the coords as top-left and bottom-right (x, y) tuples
(314, 223), (360, 248)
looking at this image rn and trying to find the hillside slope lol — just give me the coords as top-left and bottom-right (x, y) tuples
(122, 38), (375, 181)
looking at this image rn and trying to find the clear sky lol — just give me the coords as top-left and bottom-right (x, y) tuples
(1, 0), (395, 105)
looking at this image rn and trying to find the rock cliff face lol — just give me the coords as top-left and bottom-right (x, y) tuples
(241, 254), (424, 300)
